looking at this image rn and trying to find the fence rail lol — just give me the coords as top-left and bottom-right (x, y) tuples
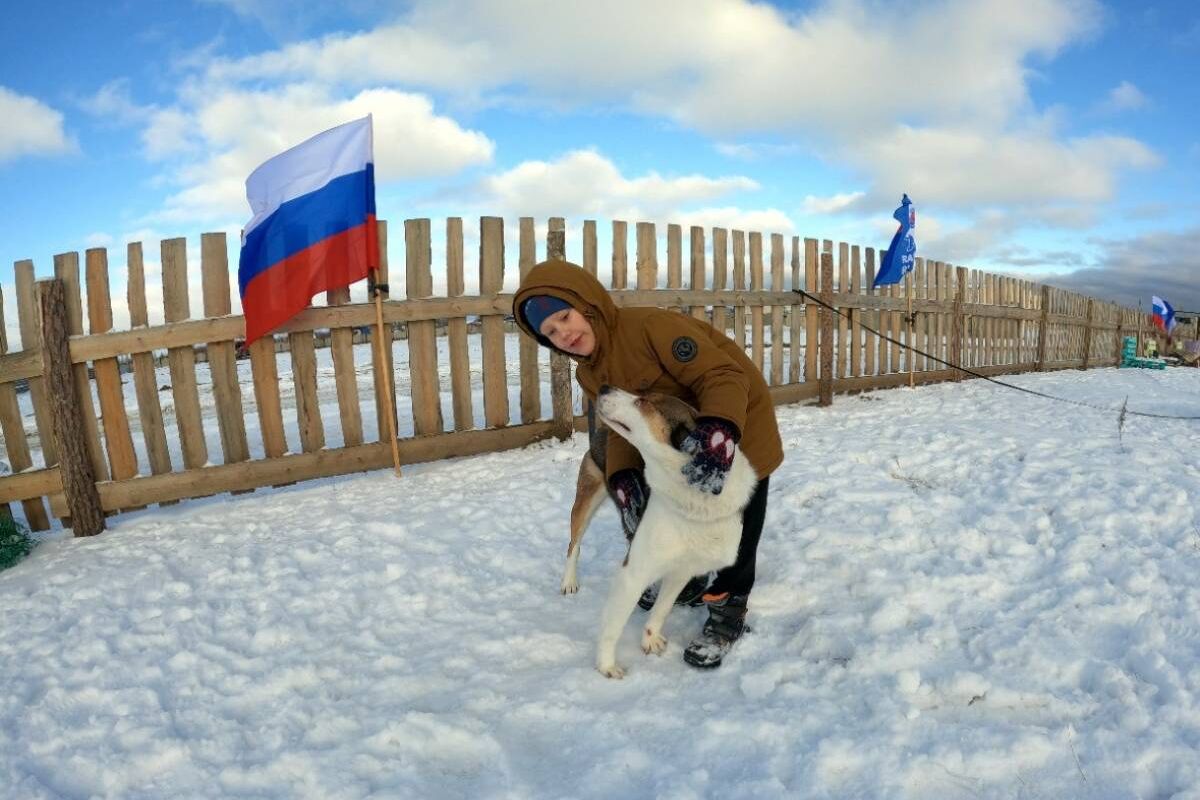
(0, 217), (1160, 534)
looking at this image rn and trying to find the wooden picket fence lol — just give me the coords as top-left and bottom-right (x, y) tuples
(0, 216), (1152, 535)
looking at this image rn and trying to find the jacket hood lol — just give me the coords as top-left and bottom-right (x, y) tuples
(513, 259), (617, 364)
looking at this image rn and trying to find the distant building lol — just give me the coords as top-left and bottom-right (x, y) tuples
(1173, 310), (1197, 338)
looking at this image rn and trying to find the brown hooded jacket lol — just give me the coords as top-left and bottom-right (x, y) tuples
(514, 259), (783, 482)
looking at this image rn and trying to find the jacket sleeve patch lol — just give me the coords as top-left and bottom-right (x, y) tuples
(671, 336), (698, 363)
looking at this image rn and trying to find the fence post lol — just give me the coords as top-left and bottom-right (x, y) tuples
(1080, 298), (1094, 370)
(548, 217), (573, 440)
(819, 251), (833, 406)
(951, 266), (967, 380)
(1036, 285), (1051, 372)
(38, 278), (104, 536)
(1114, 314), (1123, 365)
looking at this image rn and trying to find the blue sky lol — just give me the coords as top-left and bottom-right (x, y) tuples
(1, 0), (1197, 346)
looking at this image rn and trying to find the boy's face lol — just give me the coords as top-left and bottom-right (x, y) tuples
(539, 307), (595, 356)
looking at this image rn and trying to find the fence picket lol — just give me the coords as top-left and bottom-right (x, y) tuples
(85, 248), (138, 483)
(447, 217), (473, 431)
(750, 232), (765, 375)
(691, 226), (707, 323)
(326, 280), (363, 448)
(732, 231), (747, 350)
(54, 252), (109, 481)
(611, 221), (628, 289)
(289, 330), (323, 452)
(667, 223), (682, 314)
(952, 266), (966, 380)
(14, 260), (58, 470)
(789, 236), (802, 383)
(940, 263), (951, 366)
(126, 243), (172, 475)
(864, 248), (876, 378)
(199, 234), (251, 464)
(915, 257), (927, 372)
(636, 222), (657, 291)
(987, 272), (996, 365)
(0, 285), (49, 528)
(161, 238), (208, 470)
(966, 269), (976, 368)
(583, 220), (598, 276)
(770, 233), (784, 385)
(406, 218), (442, 436)
(480, 216), (509, 428)
(850, 245), (861, 378)
(837, 242), (849, 378)
(712, 228), (729, 335)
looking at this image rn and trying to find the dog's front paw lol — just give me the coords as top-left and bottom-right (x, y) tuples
(642, 628), (667, 655)
(560, 562), (579, 594)
(597, 662), (626, 679)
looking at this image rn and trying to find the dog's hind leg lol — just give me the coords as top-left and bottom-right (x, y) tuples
(641, 568), (694, 656)
(562, 452), (607, 594)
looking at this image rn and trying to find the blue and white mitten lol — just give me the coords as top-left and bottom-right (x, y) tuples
(610, 469), (649, 537)
(680, 418), (739, 495)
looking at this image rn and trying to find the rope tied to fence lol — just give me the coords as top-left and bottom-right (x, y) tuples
(791, 287), (1200, 422)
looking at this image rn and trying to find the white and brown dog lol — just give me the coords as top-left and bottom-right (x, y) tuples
(560, 385), (757, 678)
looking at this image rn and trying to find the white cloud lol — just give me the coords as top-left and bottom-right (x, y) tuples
(803, 192), (865, 214)
(205, 0), (1099, 137)
(150, 85), (494, 224)
(144, 109), (199, 159)
(715, 142), (803, 161)
(848, 126), (1159, 207)
(191, 0), (1153, 214)
(0, 86), (76, 163)
(81, 79), (145, 119)
(464, 149), (761, 223)
(669, 207), (795, 238)
(82, 81), (201, 159)
(1099, 80), (1149, 113)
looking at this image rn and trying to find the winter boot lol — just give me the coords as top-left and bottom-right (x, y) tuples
(682, 592), (749, 669)
(637, 573), (711, 611)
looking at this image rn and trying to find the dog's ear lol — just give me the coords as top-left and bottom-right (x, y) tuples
(643, 392), (699, 450)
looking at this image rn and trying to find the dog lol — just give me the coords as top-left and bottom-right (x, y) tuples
(559, 385), (757, 678)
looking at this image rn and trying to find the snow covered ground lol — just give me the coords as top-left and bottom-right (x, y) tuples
(2, 367), (1199, 799)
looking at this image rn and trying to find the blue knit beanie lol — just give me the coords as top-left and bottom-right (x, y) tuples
(522, 295), (572, 334)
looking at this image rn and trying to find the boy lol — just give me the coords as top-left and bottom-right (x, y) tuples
(514, 258), (783, 668)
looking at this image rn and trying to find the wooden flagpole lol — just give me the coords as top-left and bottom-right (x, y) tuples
(371, 267), (402, 477)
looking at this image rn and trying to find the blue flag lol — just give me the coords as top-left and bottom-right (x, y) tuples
(873, 194), (916, 288)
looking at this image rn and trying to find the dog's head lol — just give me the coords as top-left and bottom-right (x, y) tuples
(595, 385), (699, 456)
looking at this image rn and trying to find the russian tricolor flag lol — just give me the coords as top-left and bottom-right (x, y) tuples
(1151, 295), (1176, 333)
(238, 115), (378, 343)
